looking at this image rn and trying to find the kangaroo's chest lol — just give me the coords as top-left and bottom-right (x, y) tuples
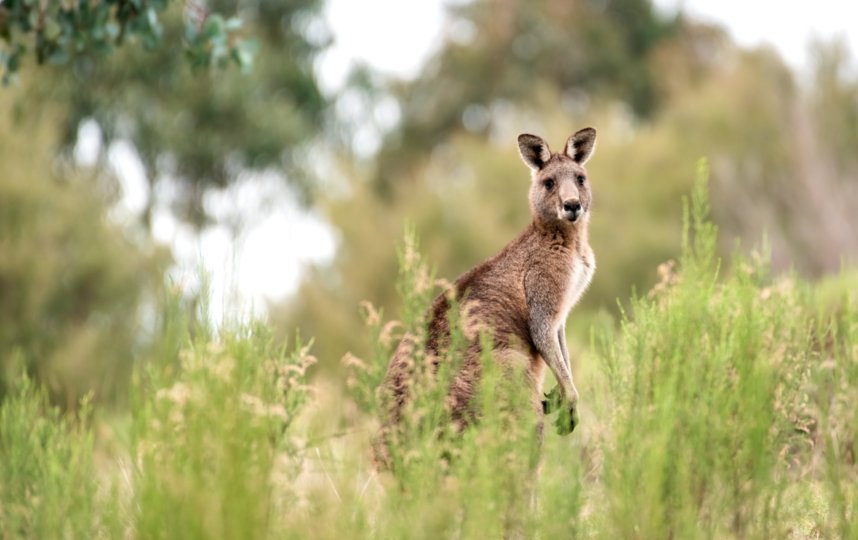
(559, 246), (595, 321)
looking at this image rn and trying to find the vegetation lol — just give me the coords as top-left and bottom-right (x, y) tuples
(8, 0), (328, 229)
(2, 0), (858, 537)
(2, 171), (856, 538)
(0, 0), (255, 83)
(0, 96), (164, 407)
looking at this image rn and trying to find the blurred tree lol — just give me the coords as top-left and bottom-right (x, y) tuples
(372, 0), (681, 192)
(808, 38), (858, 175)
(16, 0), (330, 228)
(1, 0), (332, 405)
(0, 99), (165, 409)
(0, 0), (254, 84)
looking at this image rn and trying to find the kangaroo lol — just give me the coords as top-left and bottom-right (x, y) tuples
(375, 128), (597, 468)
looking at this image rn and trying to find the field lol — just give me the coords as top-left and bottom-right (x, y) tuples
(1, 171), (857, 539)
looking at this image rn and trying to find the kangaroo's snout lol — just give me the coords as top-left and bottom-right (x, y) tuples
(563, 200), (582, 222)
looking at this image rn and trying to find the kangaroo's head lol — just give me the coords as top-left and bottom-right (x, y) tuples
(517, 128), (597, 229)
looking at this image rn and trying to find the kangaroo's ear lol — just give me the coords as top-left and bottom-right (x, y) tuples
(564, 127), (597, 164)
(518, 134), (552, 170)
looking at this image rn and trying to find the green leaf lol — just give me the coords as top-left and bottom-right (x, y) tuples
(44, 19), (62, 41)
(47, 49), (69, 65)
(203, 14), (225, 39)
(105, 21), (120, 40)
(146, 7), (160, 34)
(224, 17), (243, 32)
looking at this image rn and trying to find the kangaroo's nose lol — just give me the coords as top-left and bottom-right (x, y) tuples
(563, 200), (582, 222)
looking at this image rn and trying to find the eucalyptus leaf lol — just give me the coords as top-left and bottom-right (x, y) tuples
(44, 19), (61, 41)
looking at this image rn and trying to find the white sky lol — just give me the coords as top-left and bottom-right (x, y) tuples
(92, 0), (858, 324)
(655, 0), (858, 71)
(317, 0), (447, 92)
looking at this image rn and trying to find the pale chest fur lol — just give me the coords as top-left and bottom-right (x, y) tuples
(558, 245), (595, 323)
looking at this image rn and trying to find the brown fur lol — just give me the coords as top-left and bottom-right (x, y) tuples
(374, 128), (598, 469)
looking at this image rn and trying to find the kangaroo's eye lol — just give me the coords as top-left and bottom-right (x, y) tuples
(576, 174), (586, 186)
(543, 178), (555, 190)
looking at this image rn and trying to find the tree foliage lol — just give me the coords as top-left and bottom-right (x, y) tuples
(0, 0), (330, 407)
(372, 0), (681, 191)
(0, 101), (165, 408)
(12, 0), (329, 228)
(0, 0), (255, 85)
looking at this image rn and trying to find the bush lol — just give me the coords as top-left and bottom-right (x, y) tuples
(0, 154), (163, 409)
(0, 363), (99, 538)
(131, 308), (316, 539)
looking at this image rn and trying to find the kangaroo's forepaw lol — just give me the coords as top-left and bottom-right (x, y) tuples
(542, 386), (579, 435)
(554, 404), (578, 436)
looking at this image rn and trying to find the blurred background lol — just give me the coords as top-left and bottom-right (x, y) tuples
(2, 0), (857, 407)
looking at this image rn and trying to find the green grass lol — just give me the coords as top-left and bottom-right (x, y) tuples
(1, 166), (857, 538)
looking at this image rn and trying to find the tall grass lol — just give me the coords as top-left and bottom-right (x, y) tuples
(1, 291), (316, 539)
(0, 359), (97, 538)
(598, 163), (819, 537)
(1, 165), (856, 538)
(131, 322), (315, 539)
